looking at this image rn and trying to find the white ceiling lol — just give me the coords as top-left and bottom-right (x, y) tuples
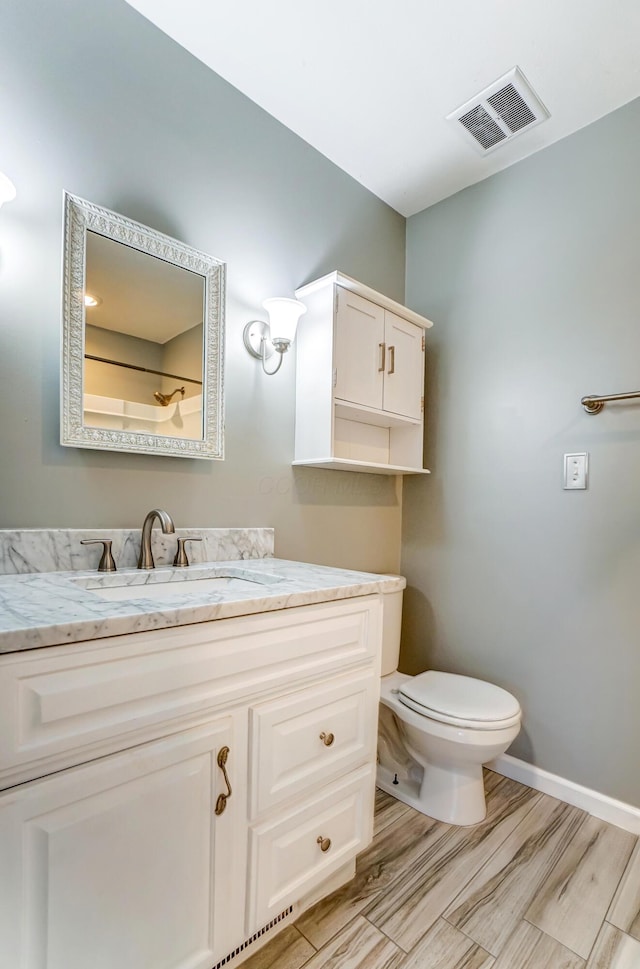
(124, 0), (640, 217)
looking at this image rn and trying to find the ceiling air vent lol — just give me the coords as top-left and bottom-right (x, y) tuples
(447, 67), (549, 154)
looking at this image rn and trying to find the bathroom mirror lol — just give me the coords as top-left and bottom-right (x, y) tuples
(61, 193), (225, 459)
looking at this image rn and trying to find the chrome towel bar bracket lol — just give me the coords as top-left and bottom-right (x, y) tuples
(581, 390), (640, 414)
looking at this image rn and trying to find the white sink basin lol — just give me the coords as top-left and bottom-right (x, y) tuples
(70, 567), (282, 603)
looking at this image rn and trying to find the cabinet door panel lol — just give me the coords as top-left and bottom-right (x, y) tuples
(382, 312), (424, 420)
(0, 719), (242, 969)
(247, 765), (375, 932)
(249, 669), (378, 817)
(334, 288), (384, 409)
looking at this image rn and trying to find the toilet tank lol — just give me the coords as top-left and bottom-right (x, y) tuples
(381, 588), (403, 676)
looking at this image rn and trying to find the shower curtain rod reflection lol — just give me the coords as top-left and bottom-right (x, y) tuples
(84, 353), (203, 386)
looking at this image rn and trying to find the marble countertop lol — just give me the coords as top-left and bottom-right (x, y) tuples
(0, 558), (405, 654)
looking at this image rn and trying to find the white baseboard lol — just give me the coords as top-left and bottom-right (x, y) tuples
(488, 753), (640, 835)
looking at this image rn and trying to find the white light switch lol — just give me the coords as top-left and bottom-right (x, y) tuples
(564, 452), (588, 490)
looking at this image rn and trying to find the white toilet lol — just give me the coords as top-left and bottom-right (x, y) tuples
(377, 590), (521, 826)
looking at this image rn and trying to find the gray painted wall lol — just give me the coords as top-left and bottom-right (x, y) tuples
(0, 0), (405, 574)
(404, 97), (640, 805)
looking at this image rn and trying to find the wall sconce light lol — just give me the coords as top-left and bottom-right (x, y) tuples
(0, 171), (16, 209)
(243, 297), (307, 375)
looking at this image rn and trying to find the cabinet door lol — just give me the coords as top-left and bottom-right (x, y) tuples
(382, 311), (424, 420)
(334, 287), (384, 409)
(0, 718), (244, 969)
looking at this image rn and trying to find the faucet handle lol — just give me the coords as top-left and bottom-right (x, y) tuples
(173, 537), (203, 568)
(81, 539), (117, 573)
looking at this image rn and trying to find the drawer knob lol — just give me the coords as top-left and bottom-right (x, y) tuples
(319, 731), (335, 747)
(316, 835), (332, 853)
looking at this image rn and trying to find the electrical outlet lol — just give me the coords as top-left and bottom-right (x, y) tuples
(564, 453), (588, 490)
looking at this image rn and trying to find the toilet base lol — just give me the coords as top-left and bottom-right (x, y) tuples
(376, 761), (487, 826)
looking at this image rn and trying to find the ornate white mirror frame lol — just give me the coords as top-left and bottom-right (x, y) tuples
(61, 192), (225, 460)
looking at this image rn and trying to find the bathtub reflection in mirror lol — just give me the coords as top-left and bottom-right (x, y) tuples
(61, 193), (225, 460)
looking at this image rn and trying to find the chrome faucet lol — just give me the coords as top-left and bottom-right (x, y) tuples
(137, 509), (175, 570)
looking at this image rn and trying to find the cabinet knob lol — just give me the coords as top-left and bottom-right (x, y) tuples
(319, 731), (335, 747)
(316, 835), (331, 853)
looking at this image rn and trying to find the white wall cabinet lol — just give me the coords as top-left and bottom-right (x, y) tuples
(294, 272), (434, 475)
(334, 289), (424, 421)
(0, 596), (381, 969)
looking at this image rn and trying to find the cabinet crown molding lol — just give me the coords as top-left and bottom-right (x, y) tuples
(295, 271), (434, 331)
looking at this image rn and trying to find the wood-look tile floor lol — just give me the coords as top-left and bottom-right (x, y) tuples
(242, 772), (640, 969)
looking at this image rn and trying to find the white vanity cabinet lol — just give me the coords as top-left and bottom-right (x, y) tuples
(0, 595), (381, 969)
(294, 271), (434, 475)
(0, 718), (242, 969)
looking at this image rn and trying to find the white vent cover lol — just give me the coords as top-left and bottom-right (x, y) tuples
(447, 67), (549, 153)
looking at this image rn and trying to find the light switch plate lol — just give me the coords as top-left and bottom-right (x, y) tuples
(564, 452), (588, 490)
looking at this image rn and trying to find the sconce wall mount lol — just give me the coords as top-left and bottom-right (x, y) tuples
(243, 319), (277, 360)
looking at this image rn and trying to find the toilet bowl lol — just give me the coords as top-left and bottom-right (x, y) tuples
(377, 590), (521, 826)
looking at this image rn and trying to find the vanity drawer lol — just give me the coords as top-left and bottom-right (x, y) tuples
(247, 765), (375, 932)
(0, 596), (381, 790)
(249, 670), (378, 818)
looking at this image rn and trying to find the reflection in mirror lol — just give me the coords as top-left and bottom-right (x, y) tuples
(61, 194), (225, 459)
(84, 232), (205, 440)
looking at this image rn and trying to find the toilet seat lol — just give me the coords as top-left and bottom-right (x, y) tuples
(399, 670), (521, 730)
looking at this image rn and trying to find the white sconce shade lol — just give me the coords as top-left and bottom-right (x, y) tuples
(0, 171), (16, 209)
(262, 297), (306, 348)
(243, 296), (307, 375)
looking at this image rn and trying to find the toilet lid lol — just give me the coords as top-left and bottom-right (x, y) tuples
(399, 671), (521, 729)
